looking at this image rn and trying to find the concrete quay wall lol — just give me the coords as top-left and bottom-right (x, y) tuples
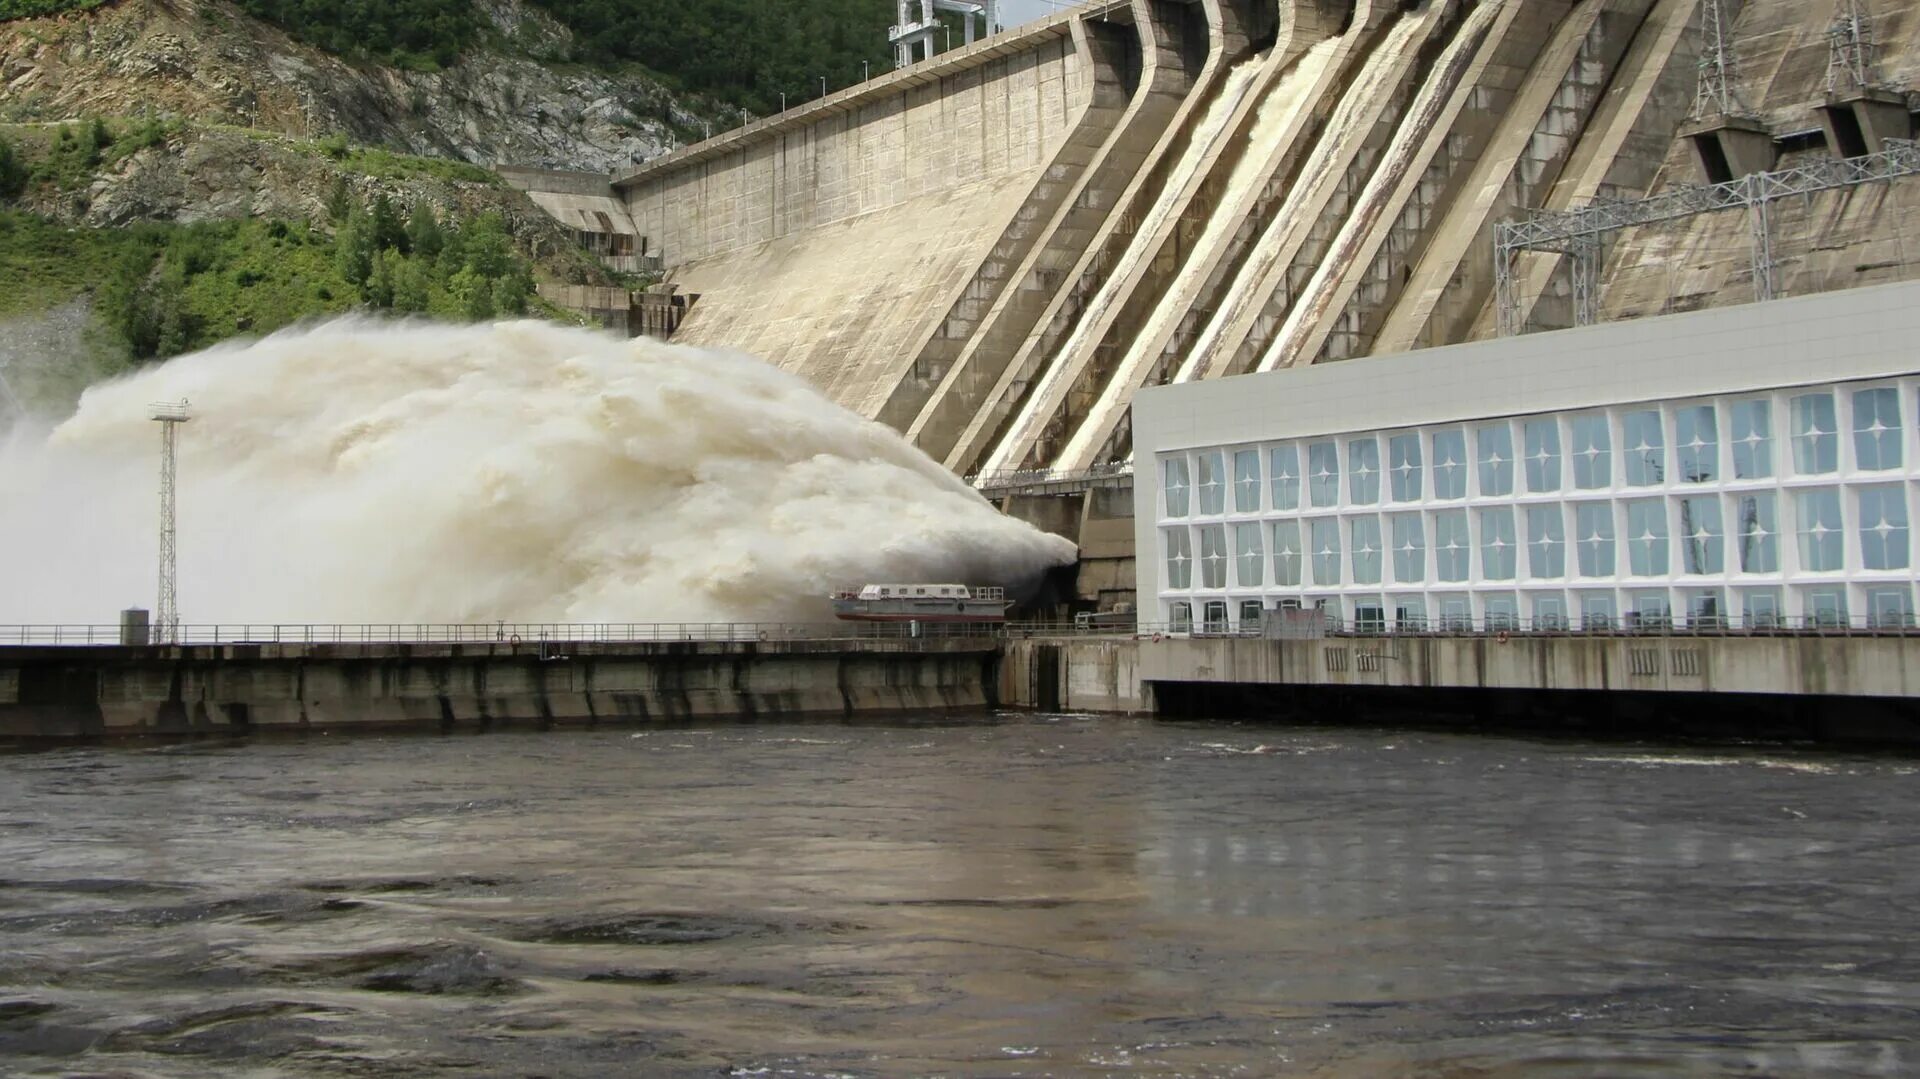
(1139, 634), (1920, 699)
(0, 640), (1000, 739)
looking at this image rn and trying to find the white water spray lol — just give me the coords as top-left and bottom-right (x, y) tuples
(0, 319), (1076, 625)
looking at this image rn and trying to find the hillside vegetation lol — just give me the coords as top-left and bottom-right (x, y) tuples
(168, 0), (892, 115)
(0, 119), (607, 412)
(0, 0), (106, 18)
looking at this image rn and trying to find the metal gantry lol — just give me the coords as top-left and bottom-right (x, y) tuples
(1494, 140), (1920, 336)
(150, 399), (191, 645)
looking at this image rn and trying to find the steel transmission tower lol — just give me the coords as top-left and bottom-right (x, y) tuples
(150, 399), (191, 644)
(1828, 0), (1879, 96)
(1692, 0), (1752, 120)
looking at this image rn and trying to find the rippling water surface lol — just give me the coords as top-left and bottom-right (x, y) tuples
(2, 715), (1917, 1077)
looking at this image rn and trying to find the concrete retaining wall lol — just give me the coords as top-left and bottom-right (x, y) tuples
(1139, 634), (1920, 698)
(1000, 636), (1149, 712)
(0, 640), (999, 739)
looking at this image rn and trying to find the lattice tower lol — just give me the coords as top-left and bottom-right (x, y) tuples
(1692, 0), (1754, 119)
(1828, 0), (1880, 97)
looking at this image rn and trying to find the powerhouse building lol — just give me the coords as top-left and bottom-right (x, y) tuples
(1132, 281), (1920, 634)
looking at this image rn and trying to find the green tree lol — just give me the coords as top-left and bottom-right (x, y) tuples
(456, 212), (515, 278)
(369, 193), (408, 254)
(449, 266), (493, 320)
(0, 134), (25, 201)
(406, 201), (444, 259)
(366, 249), (397, 308)
(326, 176), (353, 223)
(392, 256), (432, 313)
(229, 0), (479, 69)
(333, 205), (375, 291)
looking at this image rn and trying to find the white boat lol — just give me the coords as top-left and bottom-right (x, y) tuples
(831, 584), (1009, 623)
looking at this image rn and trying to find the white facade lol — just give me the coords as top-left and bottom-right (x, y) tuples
(1131, 281), (1920, 633)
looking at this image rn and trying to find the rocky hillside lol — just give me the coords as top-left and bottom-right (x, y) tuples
(0, 0), (727, 172)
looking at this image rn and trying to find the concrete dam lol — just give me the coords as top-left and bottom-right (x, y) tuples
(516, 0), (1920, 481)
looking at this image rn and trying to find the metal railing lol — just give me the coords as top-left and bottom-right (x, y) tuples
(1161, 613), (1920, 640)
(6, 614), (1919, 648)
(1493, 139), (1920, 333)
(0, 621), (1009, 647)
(969, 462), (1135, 496)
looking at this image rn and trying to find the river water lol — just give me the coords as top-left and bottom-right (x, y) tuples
(2, 715), (1916, 1077)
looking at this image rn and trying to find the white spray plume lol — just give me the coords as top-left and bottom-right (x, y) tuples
(0, 318), (1077, 624)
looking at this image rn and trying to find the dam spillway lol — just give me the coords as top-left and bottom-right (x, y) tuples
(516, 0), (1920, 480)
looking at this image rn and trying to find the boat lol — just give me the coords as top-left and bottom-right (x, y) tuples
(831, 584), (1009, 623)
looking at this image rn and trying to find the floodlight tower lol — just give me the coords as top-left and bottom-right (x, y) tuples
(150, 399), (191, 644)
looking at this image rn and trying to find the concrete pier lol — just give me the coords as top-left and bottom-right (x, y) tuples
(0, 638), (999, 739)
(997, 630), (1920, 744)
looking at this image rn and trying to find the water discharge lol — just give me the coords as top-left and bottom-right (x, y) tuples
(0, 319), (1076, 624)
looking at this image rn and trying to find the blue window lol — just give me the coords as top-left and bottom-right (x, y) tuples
(1859, 485), (1909, 571)
(1729, 399), (1772, 479)
(1391, 514), (1427, 584)
(1626, 499), (1669, 576)
(1269, 445), (1300, 510)
(1791, 393), (1838, 475)
(1479, 506), (1517, 581)
(1795, 488), (1843, 571)
(1674, 404), (1717, 483)
(1164, 457), (1190, 517)
(1477, 424), (1514, 497)
(1233, 449), (1262, 512)
(1853, 387), (1902, 471)
(1349, 516), (1383, 586)
(1389, 433), (1423, 502)
(1434, 509), (1471, 583)
(1431, 430), (1467, 500)
(1623, 409), (1665, 486)
(1348, 438), (1381, 505)
(1575, 502), (1616, 577)
(1310, 518), (1343, 586)
(1308, 442), (1339, 508)
(1272, 520), (1302, 587)
(1679, 497), (1724, 574)
(1570, 415), (1611, 490)
(1524, 418), (1562, 492)
(1526, 505), (1566, 579)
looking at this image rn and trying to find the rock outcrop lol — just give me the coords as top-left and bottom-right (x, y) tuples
(0, 0), (716, 173)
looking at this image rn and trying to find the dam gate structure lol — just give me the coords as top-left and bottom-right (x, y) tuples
(497, 0), (1920, 634)
(514, 0), (1920, 479)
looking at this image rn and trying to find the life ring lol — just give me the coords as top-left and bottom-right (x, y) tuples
(508, 633), (521, 645)
(757, 629), (769, 641)
(1495, 630), (1510, 645)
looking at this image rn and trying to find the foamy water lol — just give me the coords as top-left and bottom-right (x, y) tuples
(0, 319), (1076, 624)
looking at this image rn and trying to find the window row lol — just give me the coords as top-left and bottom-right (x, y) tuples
(1169, 583), (1917, 633)
(1161, 385), (1916, 517)
(1162, 487), (1913, 590)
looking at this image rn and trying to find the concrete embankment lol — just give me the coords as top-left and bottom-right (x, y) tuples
(11, 632), (1920, 744)
(0, 639), (1000, 739)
